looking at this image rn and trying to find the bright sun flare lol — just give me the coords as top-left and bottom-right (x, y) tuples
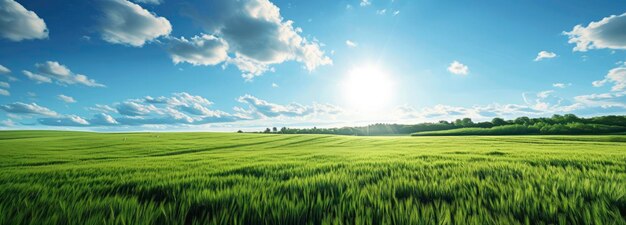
(342, 65), (394, 114)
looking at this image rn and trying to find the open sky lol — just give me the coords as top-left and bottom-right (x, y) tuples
(1, 0), (626, 131)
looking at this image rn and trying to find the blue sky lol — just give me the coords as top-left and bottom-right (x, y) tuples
(1, 0), (626, 131)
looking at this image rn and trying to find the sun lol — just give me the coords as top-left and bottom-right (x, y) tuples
(341, 64), (395, 115)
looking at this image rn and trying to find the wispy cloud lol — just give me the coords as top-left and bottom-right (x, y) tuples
(58, 94), (76, 103)
(534, 51), (557, 61)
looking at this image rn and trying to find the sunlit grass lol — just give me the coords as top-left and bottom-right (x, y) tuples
(0, 131), (625, 224)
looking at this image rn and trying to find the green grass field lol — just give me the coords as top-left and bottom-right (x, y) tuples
(0, 131), (625, 225)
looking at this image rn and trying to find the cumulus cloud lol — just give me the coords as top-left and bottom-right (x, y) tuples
(345, 40), (358, 48)
(167, 34), (229, 66)
(90, 113), (119, 125)
(0, 102), (57, 117)
(176, 0), (331, 80)
(0, 89), (8, 96)
(22, 61), (105, 87)
(395, 90), (589, 122)
(574, 91), (626, 109)
(0, 82), (9, 89)
(0, 0), (48, 41)
(98, 0), (172, 47)
(116, 101), (156, 116)
(51, 92), (242, 127)
(14, 92), (342, 128)
(272, 83), (279, 88)
(237, 94), (342, 119)
(22, 70), (51, 83)
(376, 9), (386, 15)
(534, 51), (557, 61)
(395, 103), (542, 121)
(593, 63), (626, 91)
(58, 94), (76, 103)
(564, 12), (626, 52)
(447, 60), (468, 75)
(39, 115), (90, 126)
(360, 0), (371, 7)
(0, 64), (11, 74)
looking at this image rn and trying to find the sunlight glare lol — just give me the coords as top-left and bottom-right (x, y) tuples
(342, 64), (394, 115)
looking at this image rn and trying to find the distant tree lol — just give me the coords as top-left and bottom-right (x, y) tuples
(491, 117), (506, 126)
(272, 127), (278, 133)
(563, 114), (581, 123)
(455, 118), (474, 127)
(514, 116), (531, 125)
(264, 128), (271, 133)
(237, 130), (243, 133)
(280, 127), (287, 133)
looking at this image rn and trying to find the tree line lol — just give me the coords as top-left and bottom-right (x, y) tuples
(248, 114), (626, 136)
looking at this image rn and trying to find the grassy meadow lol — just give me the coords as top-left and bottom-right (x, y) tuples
(0, 131), (625, 225)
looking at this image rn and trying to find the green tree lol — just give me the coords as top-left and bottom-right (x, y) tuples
(491, 117), (506, 126)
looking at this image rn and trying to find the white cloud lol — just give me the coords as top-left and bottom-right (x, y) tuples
(376, 9), (386, 15)
(574, 91), (626, 109)
(272, 83), (279, 88)
(0, 0), (48, 41)
(56, 92), (243, 127)
(447, 60), (469, 75)
(116, 101), (156, 116)
(564, 12), (626, 52)
(0, 119), (15, 127)
(167, 34), (229, 66)
(179, 0), (331, 80)
(552, 83), (571, 88)
(345, 40), (358, 48)
(593, 63), (626, 91)
(0, 82), (9, 89)
(395, 91), (583, 122)
(237, 94), (342, 119)
(360, 0), (371, 7)
(22, 61), (105, 87)
(90, 113), (119, 125)
(393, 11), (400, 16)
(99, 0), (172, 47)
(0, 89), (8, 96)
(133, 0), (161, 5)
(58, 94), (76, 103)
(0, 64), (11, 74)
(37, 61), (71, 78)
(0, 102), (57, 117)
(534, 51), (557, 61)
(39, 115), (90, 126)
(22, 70), (51, 83)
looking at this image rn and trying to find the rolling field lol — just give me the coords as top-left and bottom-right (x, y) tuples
(0, 131), (625, 225)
